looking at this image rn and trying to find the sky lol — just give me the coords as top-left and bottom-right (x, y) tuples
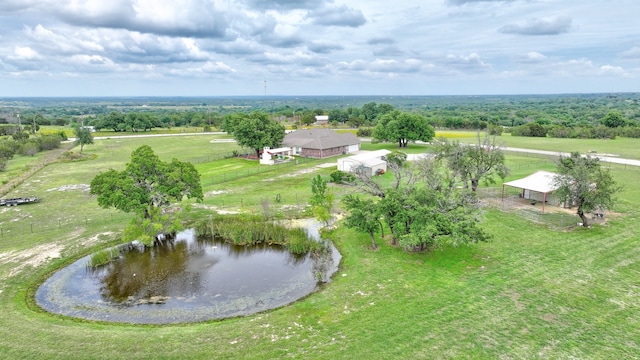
(0, 0), (639, 97)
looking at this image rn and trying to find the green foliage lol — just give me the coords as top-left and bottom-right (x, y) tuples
(435, 133), (509, 191)
(342, 194), (380, 249)
(90, 145), (203, 241)
(310, 175), (334, 225)
(553, 152), (622, 227)
(89, 247), (120, 267)
(329, 170), (355, 184)
(74, 126), (94, 152)
(511, 122), (548, 137)
(356, 127), (372, 137)
(223, 111), (285, 158)
(194, 214), (323, 254)
(372, 110), (435, 147)
(601, 111), (628, 128)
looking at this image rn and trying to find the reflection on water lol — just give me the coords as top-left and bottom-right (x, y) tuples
(36, 221), (340, 324)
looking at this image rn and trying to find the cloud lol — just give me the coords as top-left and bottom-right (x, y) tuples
(9, 46), (41, 60)
(367, 37), (396, 45)
(620, 46), (640, 59)
(308, 5), (366, 27)
(54, 0), (231, 38)
(307, 41), (344, 54)
(241, 0), (322, 11)
(441, 52), (492, 72)
(499, 16), (572, 35)
(447, 0), (518, 5)
(372, 46), (405, 57)
(0, 0), (40, 12)
(518, 51), (547, 63)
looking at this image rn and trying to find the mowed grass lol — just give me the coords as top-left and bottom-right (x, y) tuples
(0, 134), (639, 359)
(442, 130), (640, 160)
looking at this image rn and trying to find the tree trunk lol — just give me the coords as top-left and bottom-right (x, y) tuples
(369, 231), (377, 250)
(578, 208), (589, 227)
(255, 148), (261, 159)
(471, 179), (479, 192)
(377, 219), (385, 239)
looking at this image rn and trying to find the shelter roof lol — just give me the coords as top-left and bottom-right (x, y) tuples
(503, 170), (560, 193)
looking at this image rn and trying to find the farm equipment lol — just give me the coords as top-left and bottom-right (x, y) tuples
(0, 197), (40, 207)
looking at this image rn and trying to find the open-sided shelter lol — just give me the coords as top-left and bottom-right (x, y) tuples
(502, 170), (560, 213)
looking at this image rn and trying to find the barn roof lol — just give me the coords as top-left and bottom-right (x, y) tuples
(503, 170), (560, 193)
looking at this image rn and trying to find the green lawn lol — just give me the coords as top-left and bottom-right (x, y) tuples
(442, 130), (640, 160)
(0, 134), (639, 359)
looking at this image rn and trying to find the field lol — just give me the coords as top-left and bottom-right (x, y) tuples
(0, 133), (639, 359)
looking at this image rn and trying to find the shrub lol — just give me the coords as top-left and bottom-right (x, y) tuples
(20, 142), (39, 157)
(330, 170), (356, 184)
(38, 134), (62, 150)
(0, 157), (7, 172)
(356, 127), (372, 137)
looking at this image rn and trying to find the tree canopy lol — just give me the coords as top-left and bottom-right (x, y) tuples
(344, 155), (490, 251)
(553, 152), (621, 227)
(90, 145), (203, 244)
(434, 133), (509, 191)
(372, 110), (435, 147)
(74, 126), (93, 152)
(223, 112), (285, 158)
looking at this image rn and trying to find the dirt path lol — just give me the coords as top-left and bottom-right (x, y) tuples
(0, 142), (76, 198)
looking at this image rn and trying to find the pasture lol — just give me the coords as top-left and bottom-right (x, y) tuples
(0, 133), (638, 359)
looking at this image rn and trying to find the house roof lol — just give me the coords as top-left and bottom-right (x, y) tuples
(503, 170), (560, 193)
(283, 129), (360, 150)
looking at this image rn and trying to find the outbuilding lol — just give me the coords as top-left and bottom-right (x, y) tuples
(338, 149), (392, 176)
(501, 170), (560, 213)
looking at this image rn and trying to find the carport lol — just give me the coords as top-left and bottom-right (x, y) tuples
(502, 171), (560, 213)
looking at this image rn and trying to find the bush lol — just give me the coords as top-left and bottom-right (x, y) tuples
(487, 124), (503, 136)
(0, 157), (7, 171)
(511, 123), (547, 137)
(38, 134), (62, 150)
(356, 127), (372, 137)
(330, 170), (355, 184)
(20, 142), (39, 156)
(0, 140), (18, 159)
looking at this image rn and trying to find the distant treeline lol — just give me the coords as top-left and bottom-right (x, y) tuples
(0, 93), (639, 138)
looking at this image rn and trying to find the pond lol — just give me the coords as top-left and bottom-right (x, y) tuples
(35, 220), (340, 324)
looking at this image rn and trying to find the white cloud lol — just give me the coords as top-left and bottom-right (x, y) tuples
(499, 16), (572, 36)
(0, 0), (638, 95)
(10, 46), (41, 60)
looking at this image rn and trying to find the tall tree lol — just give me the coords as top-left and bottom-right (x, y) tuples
(342, 194), (380, 250)
(372, 110), (435, 148)
(601, 111), (628, 128)
(553, 152), (621, 227)
(223, 112), (285, 158)
(90, 145), (203, 245)
(435, 133), (508, 191)
(309, 175), (334, 226)
(74, 126), (93, 152)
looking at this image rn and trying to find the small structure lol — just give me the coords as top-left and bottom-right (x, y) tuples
(502, 170), (560, 213)
(283, 129), (360, 159)
(338, 149), (392, 176)
(260, 147), (292, 165)
(314, 115), (329, 125)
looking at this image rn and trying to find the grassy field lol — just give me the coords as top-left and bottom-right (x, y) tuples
(0, 134), (639, 359)
(443, 130), (640, 160)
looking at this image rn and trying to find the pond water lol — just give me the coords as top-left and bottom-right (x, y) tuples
(35, 220), (340, 324)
